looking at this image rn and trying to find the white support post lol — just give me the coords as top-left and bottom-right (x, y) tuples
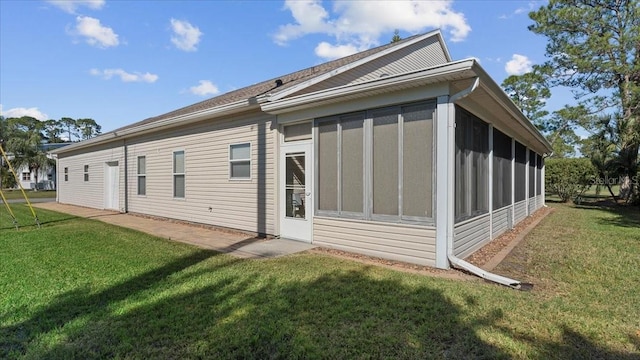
(488, 125), (493, 239)
(435, 95), (452, 269)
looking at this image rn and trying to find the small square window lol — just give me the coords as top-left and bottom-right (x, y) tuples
(22, 172), (31, 181)
(64, 167), (68, 182)
(229, 143), (251, 179)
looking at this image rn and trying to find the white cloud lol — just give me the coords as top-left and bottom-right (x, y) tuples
(0, 105), (49, 120)
(315, 42), (358, 59)
(47, 0), (105, 14)
(74, 16), (119, 48)
(274, 0), (471, 60)
(189, 80), (219, 96)
(505, 54), (533, 75)
(170, 19), (202, 52)
(90, 68), (159, 83)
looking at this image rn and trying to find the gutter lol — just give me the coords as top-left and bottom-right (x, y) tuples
(446, 77), (529, 291)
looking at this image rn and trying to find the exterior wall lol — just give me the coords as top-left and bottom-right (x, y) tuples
(492, 205), (512, 239)
(125, 110), (277, 235)
(313, 217), (436, 267)
(16, 165), (54, 190)
(57, 141), (125, 210)
(453, 213), (491, 259)
(514, 200), (528, 224)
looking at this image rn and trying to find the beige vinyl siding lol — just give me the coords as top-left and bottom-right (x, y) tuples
(453, 213), (491, 259)
(125, 110), (276, 235)
(492, 205), (512, 238)
(528, 197), (537, 215)
(536, 195), (544, 210)
(313, 217), (436, 266)
(294, 36), (448, 97)
(514, 200), (528, 224)
(57, 141), (125, 210)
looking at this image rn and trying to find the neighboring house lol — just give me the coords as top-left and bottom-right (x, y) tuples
(9, 143), (72, 190)
(52, 31), (551, 269)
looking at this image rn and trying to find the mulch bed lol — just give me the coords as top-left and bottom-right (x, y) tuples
(465, 207), (553, 267)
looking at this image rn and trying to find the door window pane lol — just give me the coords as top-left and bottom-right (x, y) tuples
(341, 115), (364, 213)
(373, 109), (398, 216)
(285, 153), (306, 218)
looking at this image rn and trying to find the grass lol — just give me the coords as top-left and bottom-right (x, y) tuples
(1, 190), (56, 200)
(1, 201), (639, 359)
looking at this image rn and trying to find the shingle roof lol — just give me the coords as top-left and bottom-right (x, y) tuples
(114, 34), (424, 132)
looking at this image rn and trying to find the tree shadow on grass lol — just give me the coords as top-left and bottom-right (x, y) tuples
(573, 199), (640, 229)
(0, 249), (227, 358)
(3, 258), (514, 360)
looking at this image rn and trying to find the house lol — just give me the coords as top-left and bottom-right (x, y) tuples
(8, 143), (71, 190)
(52, 30), (551, 270)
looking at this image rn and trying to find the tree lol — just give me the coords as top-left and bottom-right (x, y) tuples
(501, 65), (552, 129)
(5, 117), (53, 190)
(43, 119), (64, 143)
(76, 118), (102, 140)
(60, 117), (78, 142)
(529, 0), (640, 201)
(390, 29), (401, 43)
(545, 158), (597, 203)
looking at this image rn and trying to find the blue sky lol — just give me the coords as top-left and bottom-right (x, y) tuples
(0, 0), (572, 133)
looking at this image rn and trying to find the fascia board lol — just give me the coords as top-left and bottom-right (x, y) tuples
(262, 59), (476, 114)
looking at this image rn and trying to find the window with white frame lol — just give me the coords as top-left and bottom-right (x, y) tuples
(173, 151), (185, 198)
(22, 172), (30, 181)
(455, 106), (489, 223)
(84, 165), (89, 182)
(229, 143), (251, 179)
(137, 156), (146, 196)
(64, 167), (68, 182)
(316, 100), (435, 224)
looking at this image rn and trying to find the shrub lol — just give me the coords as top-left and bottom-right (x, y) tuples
(545, 158), (597, 202)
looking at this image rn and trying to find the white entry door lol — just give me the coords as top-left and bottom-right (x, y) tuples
(280, 142), (312, 242)
(104, 162), (119, 210)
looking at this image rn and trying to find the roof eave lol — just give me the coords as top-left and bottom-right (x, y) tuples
(469, 61), (553, 153)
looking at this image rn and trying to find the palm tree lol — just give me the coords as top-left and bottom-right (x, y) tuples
(7, 117), (54, 191)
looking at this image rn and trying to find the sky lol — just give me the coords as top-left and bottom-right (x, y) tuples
(0, 0), (574, 133)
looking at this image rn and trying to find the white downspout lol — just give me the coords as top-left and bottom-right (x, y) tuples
(447, 77), (527, 290)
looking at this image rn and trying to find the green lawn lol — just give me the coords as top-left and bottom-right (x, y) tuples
(1, 202), (639, 359)
(1, 190), (56, 200)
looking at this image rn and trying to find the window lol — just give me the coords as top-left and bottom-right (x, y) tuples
(173, 151), (185, 198)
(536, 154), (543, 195)
(229, 143), (251, 179)
(137, 156), (146, 196)
(22, 172), (30, 181)
(316, 101), (435, 223)
(64, 167), (68, 182)
(492, 128), (512, 210)
(529, 150), (536, 198)
(283, 122), (312, 142)
(84, 165), (89, 182)
(455, 106), (489, 222)
(514, 141), (527, 202)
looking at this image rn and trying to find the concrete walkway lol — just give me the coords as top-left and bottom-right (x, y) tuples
(33, 203), (316, 259)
